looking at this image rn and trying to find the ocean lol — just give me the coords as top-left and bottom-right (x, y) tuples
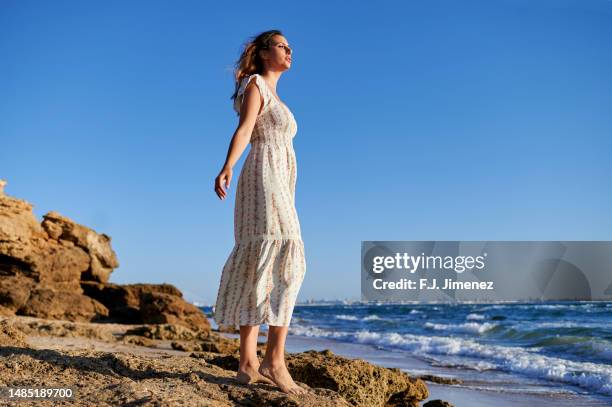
(203, 301), (612, 404)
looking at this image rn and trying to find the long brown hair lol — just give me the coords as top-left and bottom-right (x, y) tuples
(230, 30), (283, 111)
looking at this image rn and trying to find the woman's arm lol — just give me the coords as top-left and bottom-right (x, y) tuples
(214, 81), (264, 200)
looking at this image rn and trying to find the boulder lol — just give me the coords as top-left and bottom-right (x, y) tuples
(17, 287), (109, 322)
(286, 349), (429, 407)
(0, 188), (44, 243)
(139, 291), (210, 331)
(0, 181), (210, 335)
(82, 282), (210, 333)
(41, 211), (119, 283)
(0, 192), (94, 291)
(198, 349), (429, 407)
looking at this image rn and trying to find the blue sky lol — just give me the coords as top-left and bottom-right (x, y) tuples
(1, 0), (611, 305)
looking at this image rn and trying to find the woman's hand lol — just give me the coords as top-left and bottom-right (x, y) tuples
(215, 166), (233, 200)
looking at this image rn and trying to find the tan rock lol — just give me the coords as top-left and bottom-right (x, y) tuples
(139, 291), (210, 332)
(0, 318), (28, 347)
(198, 332), (243, 354)
(122, 334), (156, 347)
(170, 332), (252, 355)
(0, 192), (44, 242)
(42, 211), (119, 283)
(197, 348), (429, 407)
(0, 193), (113, 294)
(286, 349), (429, 407)
(0, 274), (36, 311)
(0, 343), (351, 406)
(124, 323), (205, 341)
(0, 187), (211, 341)
(3, 315), (123, 342)
(31, 240), (90, 291)
(82, 282), (211, 332)
(18, 288), (109, 322)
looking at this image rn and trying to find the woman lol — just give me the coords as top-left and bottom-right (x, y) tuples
(212, 30), (308, 395)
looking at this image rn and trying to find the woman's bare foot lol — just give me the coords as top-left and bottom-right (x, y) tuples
(258, 361), (308, 394)
(236, 364), (275, 385)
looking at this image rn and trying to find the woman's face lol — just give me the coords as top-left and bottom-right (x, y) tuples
(263, 35), (292, 71)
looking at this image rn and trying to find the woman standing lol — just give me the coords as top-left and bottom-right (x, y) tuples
(213, 30), (308, 395)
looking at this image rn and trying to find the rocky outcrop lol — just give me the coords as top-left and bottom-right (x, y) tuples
(0, 186), (109, 321)
(81, 281), (211, 332)
(41, 211), (119, 283)
(197, 349), (429, 407)
(18, 287), (110, 321)
(0, 180), (209, 332)
(288, 349), (429, 406)
(0, 316), (351, 406)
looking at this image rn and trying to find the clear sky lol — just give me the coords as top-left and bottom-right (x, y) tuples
(1, 0), (611, 305)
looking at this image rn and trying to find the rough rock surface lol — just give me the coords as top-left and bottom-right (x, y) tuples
(196, 349), (430, 407)
(0, 316), (353, 406)
(0, 318), (350, 406)
(19, 287), (110, 321)
(0, 318), (29, 347)
(0, 182), (209, 332)
(0, 315), (445, 406)
(82, 281), (211, 332)
(41, 211), (119, 283)
(287, 349), (429, 406)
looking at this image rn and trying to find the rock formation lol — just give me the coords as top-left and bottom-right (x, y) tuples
(0, 179), (209, 333)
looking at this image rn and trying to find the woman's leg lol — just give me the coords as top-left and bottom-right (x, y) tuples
(258, 325), (308, 394)
(236, 324), (274, 384)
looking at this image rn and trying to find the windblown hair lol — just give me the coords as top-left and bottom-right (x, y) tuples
(230, 29), (283, 112)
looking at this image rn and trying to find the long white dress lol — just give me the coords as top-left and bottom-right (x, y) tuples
(213, 73), (306, 328)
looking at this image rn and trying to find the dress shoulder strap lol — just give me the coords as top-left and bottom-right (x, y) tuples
(233, 73), (270, 114)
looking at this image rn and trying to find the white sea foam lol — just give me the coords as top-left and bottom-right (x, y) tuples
(514, 321), (603, 329)
(466, 313), (485, 320)
(335, 314), (359, 321)
(335, 314), (381, 321)
(288, 324), (612, 396)
(481, 303), (596, 311)
(290, 324), (349, 339)
(424, 321), (497, 335)
(409, 309), (422, 315)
